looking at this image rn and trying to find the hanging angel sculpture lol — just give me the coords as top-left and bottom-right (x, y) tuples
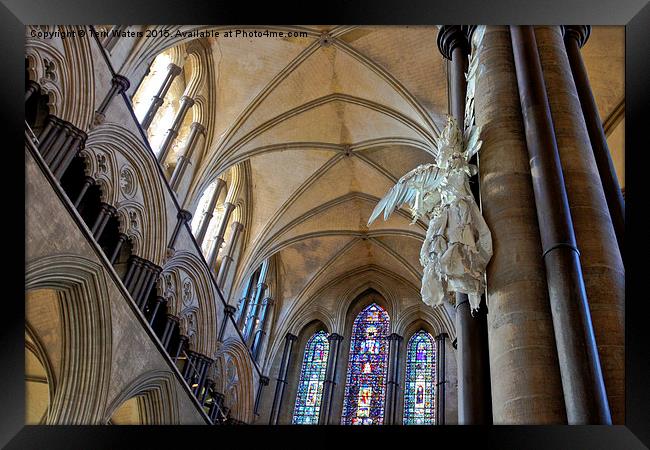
(367, 115), (492, 312)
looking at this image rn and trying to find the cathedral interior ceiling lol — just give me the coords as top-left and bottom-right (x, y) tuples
(122, 25), (623, 363)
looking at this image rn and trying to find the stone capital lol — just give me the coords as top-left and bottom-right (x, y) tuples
(387, 333), (403, 343)
(112, 74), (131, 93)
(180, 95), (195, 108)
(562, 25), (591, 48)
(286, 333), (298, 342)
(178, 209), (193, 222)
(167, 63), (183, 77)
(327, 333), (344, 343)
(437, 25), (470, 60)
(190, 122), (206, 135)
(224, 305), (237, 316)
(259, 376), (270, 386)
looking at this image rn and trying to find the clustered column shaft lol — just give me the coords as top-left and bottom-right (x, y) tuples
(170, 122), (206, 190)
(141, 63), (183, 131)
(510, 25), (611, 424)
(157, 95), (195, 164)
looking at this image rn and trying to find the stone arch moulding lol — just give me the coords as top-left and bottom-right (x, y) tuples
(83, 122), (169, 266)
(26, 26), (96, 131)
(25, 254), (112, 424)
(103, 370), (180, 425)
(162, 250), (219, 356)
(216, 337), (255, 424)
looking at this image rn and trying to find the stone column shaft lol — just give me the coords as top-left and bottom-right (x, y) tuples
(438, 25), (492, 425)
(207, 202), (236, 269)
(173, 334), (188, 362)
(195, 178), (227, 246)
(269, 333), (297, 425)
(96, 74), (130, 120)
(510, 25), (611, 424)
(474, 26), (565, 424)
(435, 333), (448, 425)
(219, 305), (237, 342)
(563, 26), (625, 261)
(157, 95), (195, 164)
(170, 122), (205, 190)
(73, 176), (94, 209)
(384, 333), (403, 425)
(244, 284), (268, 342)
(319, 333), (343, 425)
(539, 26), (625, 423)
(254, 376), (270, 417)
(149, 296), (167, 326)
(109, 233), (129, 265)
(251, 298), (274, 359)
(142, 63), (182, 131)
(91, 203), (116, 241)
(217, 221), (244, 287)
(168, 209), (192, 251)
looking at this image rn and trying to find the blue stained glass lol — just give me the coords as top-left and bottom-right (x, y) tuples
(341, 303), (390, 425)
(292, 331), (330, 424)
(403, 330), (436, 425)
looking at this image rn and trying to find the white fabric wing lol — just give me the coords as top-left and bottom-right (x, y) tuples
(367, 163), (444, 225)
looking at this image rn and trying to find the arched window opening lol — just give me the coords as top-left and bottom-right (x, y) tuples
(341, 303), (390, 425)
(403, 330), (436, 425)
(132, 52), (172, 122)
(292, 331), (330, 424)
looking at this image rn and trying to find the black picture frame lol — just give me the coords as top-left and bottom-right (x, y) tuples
(3, 0), (648, 448)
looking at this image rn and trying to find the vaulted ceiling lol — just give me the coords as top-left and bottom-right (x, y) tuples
(132, 25), (624, 369)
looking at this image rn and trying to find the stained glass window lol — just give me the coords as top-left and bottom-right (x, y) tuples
(403, 330), (436, 425)
(292, 331), (330, 424)
(341, 303), (390, 425)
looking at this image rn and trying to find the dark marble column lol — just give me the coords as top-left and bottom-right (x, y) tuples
(510, 25), (611, 424)
(562, 25), (624, 261)
(148, 296), (167, 326)
(269, 333), (297, 425)
(218, 305), (237, 342)
(235, 272), (259, 330)
(183, 350), (199, 381)
(216, 221), (244, 287)
(170, 122), (205, 190)
(251, 297), (274, 359)
(438, 24), (492, 425)
(158, 95), (195, 164)
(206, 202), (236, 270)
(90, 202), (116, 241)
(254, 376), (270, 417)
(109, 233), (129, 265)
(384, 333), (403, 425)
(319, 333), (344, 425)
(25, 80), (40, 102)
(173, 334), (189, 363)
(435, 332), (448, 425)
(141, 63), (182, 131)
(243, 283), (268, 343)
(38, 115), (87, 179)
(95, 74), (130, 123)
(167, 209), (193, 251)
(195, 178), (227, 246)
(73, 176), (95, 209)
(201, 379), (215, 405)
(160, 315), (179, 350)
